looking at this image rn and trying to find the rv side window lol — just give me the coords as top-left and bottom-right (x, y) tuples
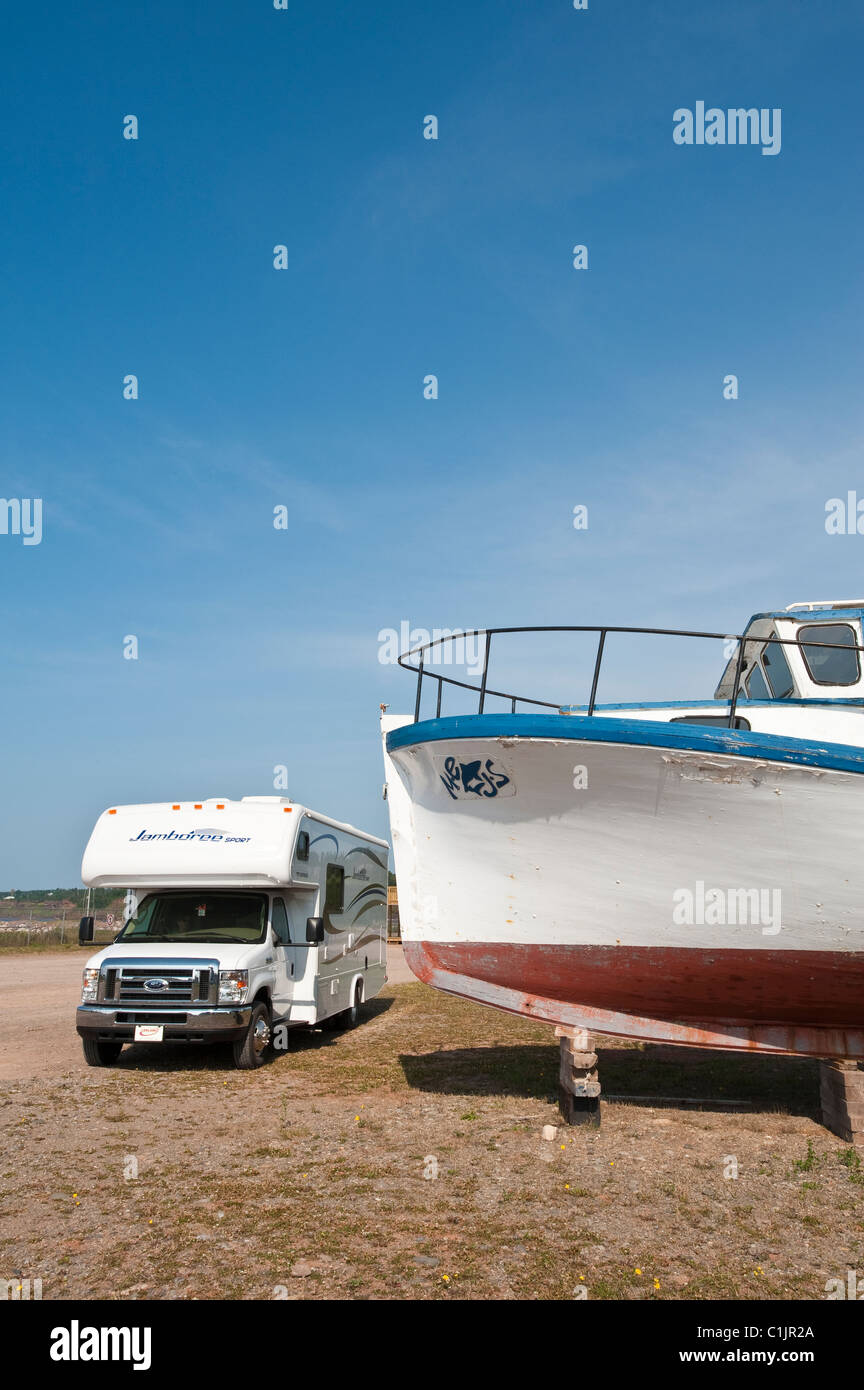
(271, 897), (291, 944)
(762, 635), (795, 699)
(798, 623), (860, 686)
(745, 663), (770, 701)
(325, 864), (345, 914)
(296, 831), (310, 861)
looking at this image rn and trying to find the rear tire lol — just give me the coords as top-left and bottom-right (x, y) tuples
(325, 981), (363, 1032)
(82, 1037), (123, 1067)
(233, 1000), (271, 1070)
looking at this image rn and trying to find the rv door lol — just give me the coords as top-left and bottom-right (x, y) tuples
(273, 890), (318, 1019)
(270, 896), (295, 1018)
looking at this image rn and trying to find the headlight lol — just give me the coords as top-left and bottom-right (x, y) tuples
(219, 970), (249, 1004)
(81, 968), (100, 1003)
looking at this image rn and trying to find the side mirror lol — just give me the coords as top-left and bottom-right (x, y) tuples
(305, 916), (325, 944)
(78, 916), (94, 945)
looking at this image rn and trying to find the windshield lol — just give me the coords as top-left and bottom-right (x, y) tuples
(116, 891), (269, 944)
(761, 635), (795, 698)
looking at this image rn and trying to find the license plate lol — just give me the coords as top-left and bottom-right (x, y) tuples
(134, 1024), (164, 1042)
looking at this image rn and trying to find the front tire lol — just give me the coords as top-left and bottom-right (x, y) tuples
(82, 1036), (123, 1067)
(233, 1000), (271, 1070)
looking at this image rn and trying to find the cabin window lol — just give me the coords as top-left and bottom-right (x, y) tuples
(798, 623), (860, 686)
(761, 635), (795, 699)
(271, 896), (291, 944)
(745, 663), (770, 700)
(296, 830), (310, 862)
(325, 864), (345, 915)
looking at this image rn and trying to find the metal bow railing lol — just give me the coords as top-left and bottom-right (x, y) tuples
(396, 625), (864, 728)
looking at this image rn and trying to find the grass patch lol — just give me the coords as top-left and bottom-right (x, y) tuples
(792, 1139), (820, 1174)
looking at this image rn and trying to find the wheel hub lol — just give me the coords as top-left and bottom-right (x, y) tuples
(252, 1016), (271, 1055)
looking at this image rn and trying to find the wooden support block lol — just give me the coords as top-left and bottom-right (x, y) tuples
(559, 1089), (601, 1127)
(560, 1056), (600, 1089)
(820, 1060), (864, 1146)
(562, 1051), (598, 1070)
(821, 1063), (864, 1087)
(558, 1027), (601, 1125)
(568, 1079), (602, 1099)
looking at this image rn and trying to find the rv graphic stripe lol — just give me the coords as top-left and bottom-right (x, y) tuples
(345, 885), (387, 913)
(349, 902), (386, 926)
(309, 832), (340, 853)
(344, 845), (389, 871)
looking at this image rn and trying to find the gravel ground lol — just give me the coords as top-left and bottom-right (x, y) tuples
(1, 960), (863, 1301)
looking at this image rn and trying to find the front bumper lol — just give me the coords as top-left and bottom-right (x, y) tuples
(76, 1004), (252, 1044)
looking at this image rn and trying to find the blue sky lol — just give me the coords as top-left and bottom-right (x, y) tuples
(2, 0), (863, 884)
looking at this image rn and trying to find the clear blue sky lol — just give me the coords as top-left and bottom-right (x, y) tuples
(2, 0), (862, 884)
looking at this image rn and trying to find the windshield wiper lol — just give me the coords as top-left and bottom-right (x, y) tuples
(118, 935), (188, 943)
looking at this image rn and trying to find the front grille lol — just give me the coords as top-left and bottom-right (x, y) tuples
(100, 960), (217, 1007)
(117, 968), (198, 1003)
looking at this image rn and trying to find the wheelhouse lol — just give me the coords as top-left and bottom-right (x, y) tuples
(715, 601), (864, 703)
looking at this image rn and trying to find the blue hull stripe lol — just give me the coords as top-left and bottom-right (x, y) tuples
(386, 713), (864, 776)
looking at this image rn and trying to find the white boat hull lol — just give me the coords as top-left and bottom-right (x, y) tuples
(383, 713), (864, 1057)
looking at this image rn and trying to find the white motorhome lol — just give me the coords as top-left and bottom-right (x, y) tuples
(76, 797), (389, 1069)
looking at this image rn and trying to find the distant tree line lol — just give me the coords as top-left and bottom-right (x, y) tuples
(0, 888), (122, 910)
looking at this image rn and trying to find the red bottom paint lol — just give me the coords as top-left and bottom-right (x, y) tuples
(403, 940), (864, 1058)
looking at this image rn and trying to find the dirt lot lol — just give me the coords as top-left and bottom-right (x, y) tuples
(1, 950), (863, 1301)
(0, 945), (416, 1082)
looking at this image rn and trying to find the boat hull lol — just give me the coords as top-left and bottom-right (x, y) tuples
(383, 713), (864, 1057)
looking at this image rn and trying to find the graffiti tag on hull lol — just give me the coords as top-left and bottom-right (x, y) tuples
(439, 757), (515, 800)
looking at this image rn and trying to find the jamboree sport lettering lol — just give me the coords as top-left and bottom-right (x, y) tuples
(128, 828), (251, 843)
